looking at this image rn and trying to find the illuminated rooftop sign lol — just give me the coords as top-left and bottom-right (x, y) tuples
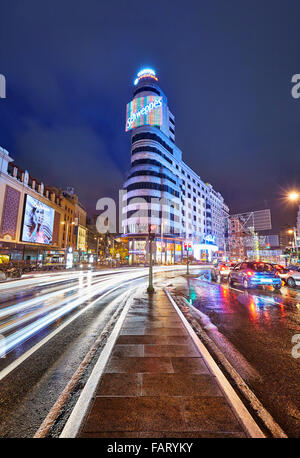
(203, 234), (216, 245)
(126, 96), (163, 131)
(134, 68), (158, 85)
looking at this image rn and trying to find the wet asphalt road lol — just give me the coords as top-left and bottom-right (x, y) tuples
(171, 269), (300, 437)
(0, 266), (195, 438)
(1, 266), (299, 438)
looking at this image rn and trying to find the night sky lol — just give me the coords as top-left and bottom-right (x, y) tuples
(1, 0), (300, 232)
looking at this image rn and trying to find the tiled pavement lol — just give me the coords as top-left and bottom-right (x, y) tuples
(80, 289), (246, 438)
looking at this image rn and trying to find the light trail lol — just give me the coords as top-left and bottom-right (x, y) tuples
(0, 270), (148, 358)
(0, 265), (202, 359)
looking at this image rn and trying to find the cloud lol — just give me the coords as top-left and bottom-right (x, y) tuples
(13, 119), (124, 212)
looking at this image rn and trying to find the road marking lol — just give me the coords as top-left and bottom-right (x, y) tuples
(59, 286), (142, 438)
(0, 266), (207, 381)
(0, 282), (131, 382)
(34, 288), (136, 438)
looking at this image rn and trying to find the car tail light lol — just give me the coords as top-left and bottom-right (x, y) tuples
(247, 271), (254, 276)
(275, 272), (279, 277)
(220, 266), (226, 271)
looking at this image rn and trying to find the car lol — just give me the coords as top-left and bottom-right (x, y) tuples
(270, 264), (290, 284)
(228, 261), (282, 290)
(211, 262), (235, 282)
(286, 265), (300, 272)
(285, 267), (300, 288)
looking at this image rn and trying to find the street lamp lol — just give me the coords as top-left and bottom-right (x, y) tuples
(61, 220), (75, 248)
(147, 224), (156, 294)
(287, 228), (297, 254)
(288, 192), (300, 201)
(286, 191), (300, 255)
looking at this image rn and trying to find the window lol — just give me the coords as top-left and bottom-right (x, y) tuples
(127, 182), (179, 198)
(132, 132), (173, 155)
(127, 170), (177, 185)
(132, 158), (163, 168)
(133, 86), (161, 97)
(131, 145), (172, 164)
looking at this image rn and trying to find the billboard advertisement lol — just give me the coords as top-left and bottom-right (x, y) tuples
(21, 194), (55, 244)
(125, 96), (163, 131)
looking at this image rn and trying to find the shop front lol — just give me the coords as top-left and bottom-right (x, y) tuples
(42, 249), (65, 265)
(0, 241), (67, 266)
(193, 235), (219, 262)
(127, 237), (182, 265)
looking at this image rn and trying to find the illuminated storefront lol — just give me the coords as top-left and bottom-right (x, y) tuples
(128, 238), (182, 265)
(193, 235), (219, 262)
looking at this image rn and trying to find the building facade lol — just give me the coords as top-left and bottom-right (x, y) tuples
(0, 147), (64, 263)
(229, 216), (246, 261)
(122, 69), (229, 264)
(0, 146), (87, 266)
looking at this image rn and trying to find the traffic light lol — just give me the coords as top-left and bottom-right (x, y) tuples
(184, 242), (187, 251)
(188, 242), (192, 252)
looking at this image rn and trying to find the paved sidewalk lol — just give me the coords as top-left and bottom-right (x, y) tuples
(80, 289), (246, 438)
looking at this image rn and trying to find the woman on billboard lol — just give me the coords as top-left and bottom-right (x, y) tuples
(22, 196), (54, 244)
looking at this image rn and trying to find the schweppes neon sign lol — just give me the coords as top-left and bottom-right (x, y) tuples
(125, 96), (163, 131)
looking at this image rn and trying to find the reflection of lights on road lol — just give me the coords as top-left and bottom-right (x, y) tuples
(187, 285), (197, 305)
(249, 298), (258, 320)
(279, 303), (286, 317)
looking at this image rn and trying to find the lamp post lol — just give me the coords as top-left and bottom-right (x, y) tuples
(187, 245), (190, 275)
(287, 191), (300, 256)
(61, 220), (75, 265)
(287, 228), (297, 253)
(147, 224), (156, 294)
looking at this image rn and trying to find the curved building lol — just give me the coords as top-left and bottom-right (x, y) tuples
(122, 69), (229, 264)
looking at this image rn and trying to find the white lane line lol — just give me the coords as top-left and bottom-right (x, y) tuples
(0, 268), (137, 292)
(0, 282), (132, 382)
(0, 273), (110, 319)
(34, 288), (135, 438)
(0, 266), (205, 377)
(59, 286), (142, 438)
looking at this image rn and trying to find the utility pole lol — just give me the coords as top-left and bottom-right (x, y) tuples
(147, 224), (155, 293)
(184, 241), (190, 275)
